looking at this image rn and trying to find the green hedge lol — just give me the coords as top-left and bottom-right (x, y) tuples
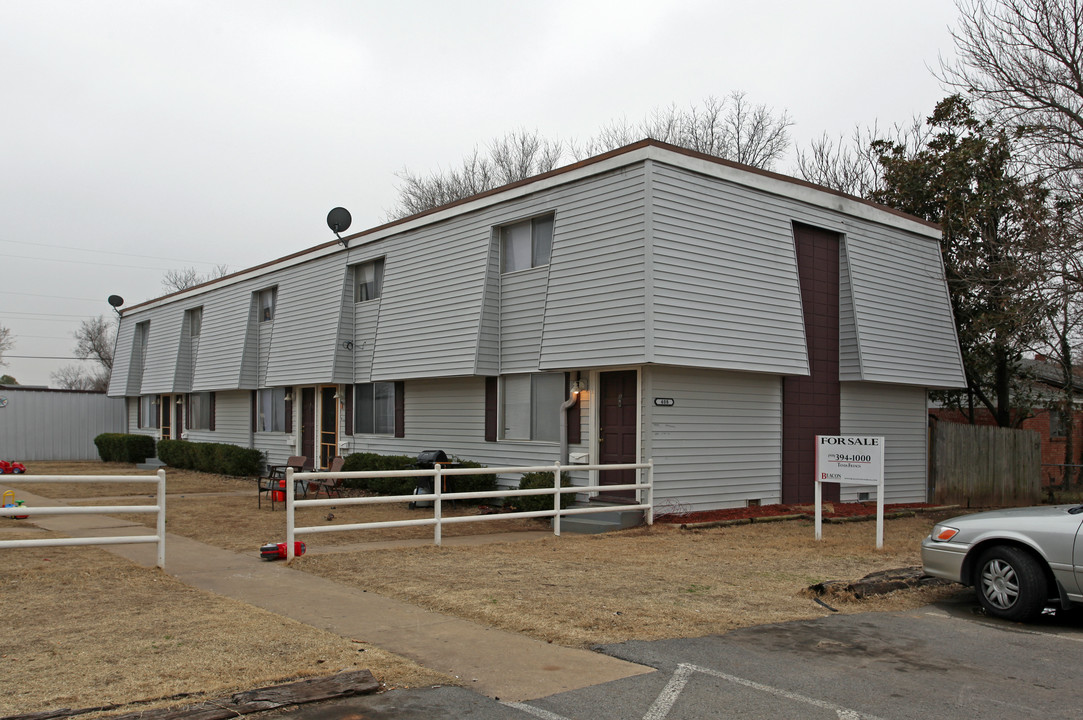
(157, 439), (264, 476)
(94, 433), (156, 464)
(341, 452), (418, 495)
(340, 453), (495, 502)
(513, 471), (575, 513)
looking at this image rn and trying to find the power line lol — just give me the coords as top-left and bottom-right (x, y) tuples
(5, 355), (96, 360)
(0, 290), (106, 302)
(0, 237), (237, 268)
(6, 252), (184, 272)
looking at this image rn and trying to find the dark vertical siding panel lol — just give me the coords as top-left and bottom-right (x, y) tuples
(344, 385), (353, 435)
(566, 373), (581, 445)
(394, 381), (405, 438)
(485, 377), (498, 442)
(285, 390), (293, 434)
(209, 392), (216, 432)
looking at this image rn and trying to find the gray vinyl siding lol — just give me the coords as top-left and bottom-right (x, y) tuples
(140, 306), (185, 394)
(475, 233), (501, 376)
(647, 161), (964, 387)
(838, 243), (861, 380)
(500, 266), (548, 372)
(256, 325), (272, 386)
(210, 390), (253, 448)
(353, 301), (380, 383)
(539, 166), (648, 368)
(174, 320), (197, 394)
(192, 281), (259, 392)
(341, 376), (589, 486)
(840, 382), (928, 503)
(107, 319), (138, 397)
(331, 270), (355, 384)
(644, 365), (782, 510)
(265, 257), (347, 386)
(649, 165), (809, 374)
(845, 226), (966, 387)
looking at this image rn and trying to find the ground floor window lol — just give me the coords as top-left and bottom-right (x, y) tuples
(258, 387), (287, 432)
(187, 392), (214, 430)
(355, 382), (395, 435)
(139, 395), (160, 429)
(501, 372), (563, 442)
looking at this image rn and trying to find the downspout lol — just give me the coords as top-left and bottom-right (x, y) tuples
(559, 380), (583, 464)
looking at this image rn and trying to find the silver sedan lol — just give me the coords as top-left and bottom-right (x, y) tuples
(921, 505), (1083, 621)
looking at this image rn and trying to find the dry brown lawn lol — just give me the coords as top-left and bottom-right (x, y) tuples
(1, 461), (968, 717)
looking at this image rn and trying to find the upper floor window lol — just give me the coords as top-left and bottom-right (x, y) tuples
(500, 372), (563, 442)
(135, 321), (150, 369)
(354, 258), (385, 302)
(258, 288), (276, 323)
(502, 214), (554, 273)
(1050, 409), (1070, 438)
(187, 307), (203, 338)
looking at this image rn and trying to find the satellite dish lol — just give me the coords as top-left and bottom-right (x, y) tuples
(327, 207), (352, 247)
(108, 295), (124, 308)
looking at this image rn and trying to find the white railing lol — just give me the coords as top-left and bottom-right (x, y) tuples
(284, 461), (654, 559)
(0, 471), (167, 568)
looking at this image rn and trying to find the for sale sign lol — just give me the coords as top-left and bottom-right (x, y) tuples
(815, 435), (884, 485)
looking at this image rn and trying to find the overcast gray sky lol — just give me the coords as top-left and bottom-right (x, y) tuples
(1, 0), (960, 387)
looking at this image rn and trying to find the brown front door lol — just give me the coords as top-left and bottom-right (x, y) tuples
(319, 386), (338, 469)
(301, 388), (316, 463)
(598, 370), (638, 502)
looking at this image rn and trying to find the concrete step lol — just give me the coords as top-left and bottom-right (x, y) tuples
(136, 457), (166, 470)
(558, 506), (645, 534)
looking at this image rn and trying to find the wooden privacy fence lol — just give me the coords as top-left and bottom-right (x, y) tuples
(930, 421), (1040, 507)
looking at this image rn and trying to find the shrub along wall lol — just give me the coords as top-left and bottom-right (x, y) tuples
(340, 453), (495, 501)
(94, 433), (156, 464)
(514, 471), (574, 513)
(157, 439), (264, 477)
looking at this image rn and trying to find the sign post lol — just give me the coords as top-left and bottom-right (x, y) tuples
(814, 435), (885, 548)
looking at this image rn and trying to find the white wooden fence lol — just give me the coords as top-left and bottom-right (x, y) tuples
(283, 461), (654, 559)
(0, 471), (167, 567)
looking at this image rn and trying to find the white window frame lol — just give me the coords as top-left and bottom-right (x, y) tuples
(501, 214), (554, 273)
(355, 382), (395, 435)
(499, 372), (563, 442)
(354, 258), (385, 303)
(258, 287), (277, 323)
(187, 307), (203, 338)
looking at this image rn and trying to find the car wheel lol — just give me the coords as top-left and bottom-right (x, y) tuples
(974, 545), (1048, 622)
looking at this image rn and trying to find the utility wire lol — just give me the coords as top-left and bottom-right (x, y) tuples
(0, 237), (237, 268)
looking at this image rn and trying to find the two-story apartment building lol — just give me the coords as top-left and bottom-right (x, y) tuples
(107, 140), (966, 510)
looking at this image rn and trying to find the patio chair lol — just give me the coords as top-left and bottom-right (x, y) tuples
(258, 455), (308, 510)
(310, 456), (345, 499)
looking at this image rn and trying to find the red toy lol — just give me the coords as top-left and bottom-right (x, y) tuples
(0, 461), (26, 474)
(259, 541), (306, 560)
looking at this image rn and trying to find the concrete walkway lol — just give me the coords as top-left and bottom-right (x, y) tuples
(2, 486), (652, 702)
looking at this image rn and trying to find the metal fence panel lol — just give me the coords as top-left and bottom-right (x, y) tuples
(0, 388), (126, 460)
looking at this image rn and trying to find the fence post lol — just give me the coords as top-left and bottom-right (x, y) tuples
(553, 463), (562, 537)
(286, 467), (295, 560)
(156, 469), (166, 568)
(646, 459), (654, 525)
(434, 466), (443, 546)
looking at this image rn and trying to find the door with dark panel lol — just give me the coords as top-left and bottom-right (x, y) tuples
(782, 223), (841, 504)
(301, 388), (316, 463)
(319, 386), (337, 469)
(598, 370), (638, 502)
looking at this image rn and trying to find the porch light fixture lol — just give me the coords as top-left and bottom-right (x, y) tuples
(284, 391), (292, 402)
(176, 397), (184, 405)
(571, 380), (585, 394)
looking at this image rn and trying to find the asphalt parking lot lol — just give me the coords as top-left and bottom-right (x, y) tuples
(280, 596), (1083, 719)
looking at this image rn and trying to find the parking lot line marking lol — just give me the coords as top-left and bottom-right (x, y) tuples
(643, 663), (694, 720)
(502, 701), (572, 720)
(678, 664), (887, 720)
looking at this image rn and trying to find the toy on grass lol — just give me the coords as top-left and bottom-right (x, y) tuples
(259, 541), (306, 560)
(1, 490), (28, 519)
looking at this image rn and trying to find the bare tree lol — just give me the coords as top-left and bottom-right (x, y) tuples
(575, 92), (793, 169)
(389, 130), (564, 219)
(942, 0), (1083, 178)
(390, 93), (792, 218)
(50, 315), (116, 392)
(0, 325), (13, 367)
(162, 264), (230, 294)
(795, 118), (930, 197)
